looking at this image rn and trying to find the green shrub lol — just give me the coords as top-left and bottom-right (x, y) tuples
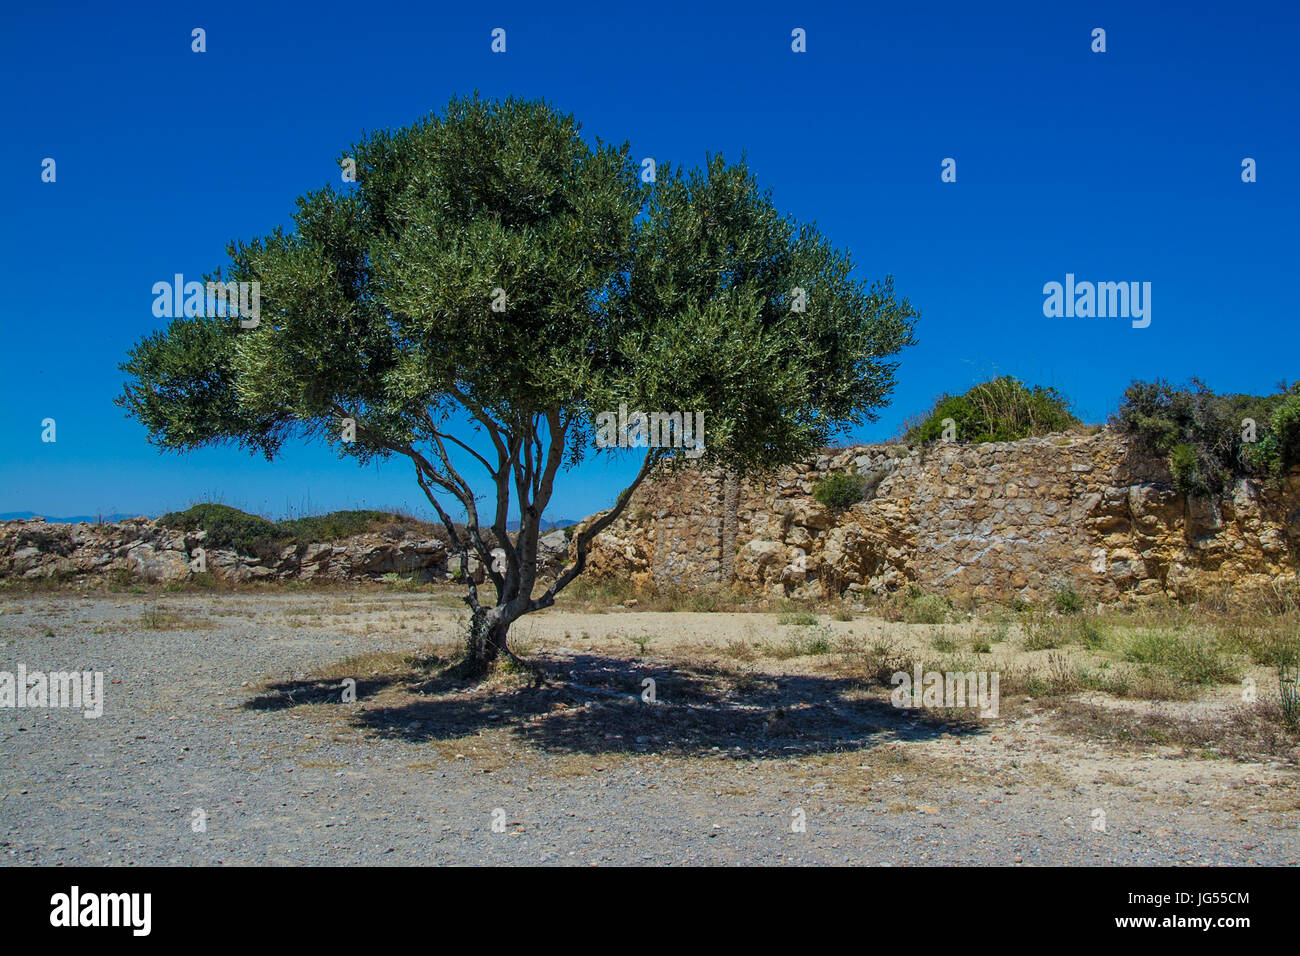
(778, 610), (819, 626)
(902, 593), (950, 625)
(157, 503), (284, 558)
(1112, 378), (1300, 496)
(1121, 629), (1241, 686)
(805, 625), (834, 655)
(380, 571), (424, 591)
(279, 510), (415, 541)
(1022, 615), (1061, 651)
(1168, 443), (1200, 492)
(157, 504), (434, 560)
(813, 472), (869, 510)
(761, 625), (835, 659)
(15, 527), (75, 556)
(1068, 617), (1107, 648)
(906, 376), (1078, 445)
(1052, 583), (1084, 615)
(849, 636), (915, 685)
(1269, 394), (1300, 472)
(931, 630), (958, 652)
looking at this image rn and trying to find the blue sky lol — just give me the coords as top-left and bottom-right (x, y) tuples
(3, 0), (1297, 522)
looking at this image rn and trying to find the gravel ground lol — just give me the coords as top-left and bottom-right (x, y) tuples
(0, 591), (1296, 866)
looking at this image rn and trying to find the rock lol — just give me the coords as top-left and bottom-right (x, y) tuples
(785, 525), (813, 548)
(1185, 496), (1223, 541)
(539, 530), (568, 552)
(302, 543), (333, 565)
(129, 545), (190, 583)
(742, 540), (783, 564)
(12, 547), (44, 573)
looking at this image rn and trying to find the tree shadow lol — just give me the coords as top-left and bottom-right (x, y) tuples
(261, 651), (994, 759)
(244, 675), (399, 711)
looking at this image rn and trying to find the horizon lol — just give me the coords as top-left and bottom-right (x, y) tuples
(4, 0), (1298, 521)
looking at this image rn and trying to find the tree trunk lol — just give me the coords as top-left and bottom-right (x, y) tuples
(463, 606), (512, 677)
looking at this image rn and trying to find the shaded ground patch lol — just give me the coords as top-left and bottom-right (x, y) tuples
(249, 649), (989, 759)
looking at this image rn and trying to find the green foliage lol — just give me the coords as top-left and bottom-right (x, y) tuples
(778, 610), (819, 625)
(906, 376), (1077, 445)
(805, 625), (834, 655)
(1121, 629), (1242, 687)
(762, 624), (835, 658)
(117, 95), (919, 480)
(902, 593), (951, 625)
(1268, 394), (1300, 471)
(1070, 617), (1107, 648)
(1112, 379), (1300, 496)
(157, 504), (424, 557)
(1052, 583), (1084, 615)
(278, 510), (420, 541)
(1168, 443), (1200, 491)
(157, 504), (283, 556)
(813, 471), (868, 510)
(15, 527), (75, 556)
(1022, 615), (1061, 651)
(621, 155), (919, 470)
(930, 630), (958, 652)
(119, 95), (918, 666)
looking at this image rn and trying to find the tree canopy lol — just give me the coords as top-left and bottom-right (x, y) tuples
(119, 94), (919, 673)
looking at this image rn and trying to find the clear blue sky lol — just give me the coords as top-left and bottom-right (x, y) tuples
(3, 0), (1297, 522)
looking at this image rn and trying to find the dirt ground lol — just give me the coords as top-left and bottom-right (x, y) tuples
(0, 586), (1296, 865)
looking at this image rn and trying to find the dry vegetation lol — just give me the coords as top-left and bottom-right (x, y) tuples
(12, 568), (1296, 767)
(219, 575), (1300, 770)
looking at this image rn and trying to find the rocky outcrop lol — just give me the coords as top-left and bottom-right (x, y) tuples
(0, 517), (578, 588)
(580, 430), (1300, 604)
(9, 430), (1297, 604)
(0, 518), (456, 585)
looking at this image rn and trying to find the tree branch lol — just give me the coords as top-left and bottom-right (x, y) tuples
(529, 448), (660, 612)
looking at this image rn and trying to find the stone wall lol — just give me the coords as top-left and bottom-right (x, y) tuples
(582, 430), (1300, 604)
(0, 518), (571, 586)
(8, 430), (1298, 603)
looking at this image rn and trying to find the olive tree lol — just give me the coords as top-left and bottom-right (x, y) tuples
(118, 95), (918, 675)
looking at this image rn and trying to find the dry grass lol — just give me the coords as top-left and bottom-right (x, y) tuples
(133, 606), (210, 630)
(114, 580), (1294, 770)
(1052, 699), (1299, 761)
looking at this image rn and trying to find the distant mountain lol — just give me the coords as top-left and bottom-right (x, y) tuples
(1, 511), (582, 531)
(505, 518), (577, 532)
(0, 511), (139, 524)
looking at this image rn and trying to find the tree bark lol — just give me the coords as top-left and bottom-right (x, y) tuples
(462, 605), (518, 677)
